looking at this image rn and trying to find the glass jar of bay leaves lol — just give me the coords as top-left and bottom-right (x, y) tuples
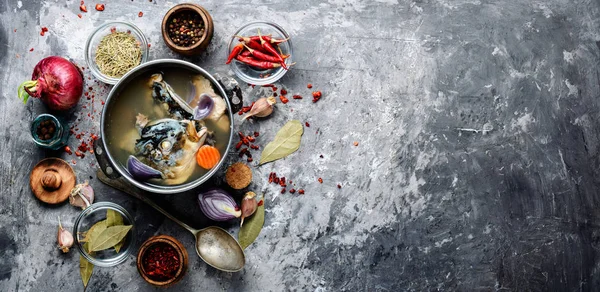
(73, 202), (136, 267)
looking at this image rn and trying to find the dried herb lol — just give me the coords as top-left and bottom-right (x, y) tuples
(80, 243), (94, 291)
(238, 195), (265, 249)
(95, 31), (141, 78)
(80, 220), (107, 245)
(259, 120), (303, 165)
(106, 209), (125, 253)
(89, 225), (132, 252)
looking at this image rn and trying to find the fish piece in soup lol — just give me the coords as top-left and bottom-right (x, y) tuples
(149, 73), (195, 120)
(133, 118), (207, 185)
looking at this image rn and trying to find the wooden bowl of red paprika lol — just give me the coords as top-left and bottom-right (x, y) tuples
(161, 3), (214, 56)
(137, 235), (188, 287)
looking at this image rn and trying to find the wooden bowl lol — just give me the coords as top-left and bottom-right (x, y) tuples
(137, 235), (189, 287)
(161, 3), (214, 56)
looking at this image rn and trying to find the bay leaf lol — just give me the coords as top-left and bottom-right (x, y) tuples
(89, 225), (132, 252)
(81, 220), (107, 251)
(259, 120), (303, 165)
(238, 198), (265, 249)
(106, 209), (124, 227)
(80, 243), (94, 291)
(106, 210), (125, 253)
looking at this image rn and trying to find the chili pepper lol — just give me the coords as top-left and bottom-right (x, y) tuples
(240, 50), (252, 57)
(274, 177), (280, 184)
(293, 95), (303, 99)
(280, 96), (289, 104)
(305, 122), (310, 127)
(237, 35), (289, 45)
(80, 4), (87, 12)
(247, 157), (253, 162)
(242, 43), (282, 63)
(235, 55), (283, 70)
(318, 178), (323, 183)
(280, 89), (287, 95)
(337, 184), (342, 189)
(307, 83), (313, 89)
(226, 43), (244, 64)
(258, 29), (287, 70)
(254, 131), (260, 137)
(268, 173), (274, 183)
(238, 132), (245, 139)
(64, 146), (72, 155)
(95, 4), (105, 11)
(247, 136), (255, 142)
(142, 244), (180, 281)
(235, 141), (243, 150)
(298, 189), (305, 195)
(250, 144), (259, 150)
(239, 148), (248, 157)
(289, 188), (296, 194)
(281, 188), (286, 194)
(245, 40), (269, 53)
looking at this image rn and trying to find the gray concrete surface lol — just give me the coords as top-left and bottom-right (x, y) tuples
(2, 0), (600, 291)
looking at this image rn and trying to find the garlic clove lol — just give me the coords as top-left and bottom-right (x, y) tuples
(240, 192), (258, 227)
(57, 216), (74, 253)
(242, 96), (276, 120)
(69, 181), (95, 209)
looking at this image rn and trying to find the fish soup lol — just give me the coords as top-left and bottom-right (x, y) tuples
(104, 67), (231, 186)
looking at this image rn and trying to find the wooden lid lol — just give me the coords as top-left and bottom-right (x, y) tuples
(30, 158), (76, 204)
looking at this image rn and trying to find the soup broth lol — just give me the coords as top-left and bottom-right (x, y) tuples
(104, 67), (231, 186)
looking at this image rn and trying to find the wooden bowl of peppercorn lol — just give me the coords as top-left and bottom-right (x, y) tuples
(137, 235), (188, 287)
(162, 3), (214, 56)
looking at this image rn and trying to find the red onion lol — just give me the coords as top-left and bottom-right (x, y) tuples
(198, 189), (241, 221)
(18, 56), (83, 111)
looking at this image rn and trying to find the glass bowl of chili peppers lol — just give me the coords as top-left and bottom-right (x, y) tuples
(73, 202), (137, 267)
(85, 21), (149, 85)
(227, 21), (293, 85)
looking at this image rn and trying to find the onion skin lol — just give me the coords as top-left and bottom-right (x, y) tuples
(19, 56), (83, 111)
(198, 188), (242, 221)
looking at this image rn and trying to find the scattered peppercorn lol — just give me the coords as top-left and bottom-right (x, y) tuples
(167, 12), (205, 47)
(337, 184), (342, 189)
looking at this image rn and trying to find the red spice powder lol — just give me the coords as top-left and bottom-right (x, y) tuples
(142, 243), (180, 281)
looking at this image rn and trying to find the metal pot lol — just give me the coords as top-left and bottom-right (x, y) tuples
(95, 59), (241, 194)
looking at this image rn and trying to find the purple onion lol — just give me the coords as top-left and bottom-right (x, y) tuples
(193, 94), (215, 120)
(127, 155), (164, 181)
(198, 188), (241, 221)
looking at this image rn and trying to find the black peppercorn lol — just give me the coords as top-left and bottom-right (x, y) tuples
(167, 12), (204, 47)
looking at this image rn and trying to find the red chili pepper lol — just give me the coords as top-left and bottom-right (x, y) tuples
(254, 131), (260, 137)
(289, 188), (296, 194)
(235, 55), (283, 69)
(40, 27), (48, 36)
(307, 83), (313, 89)
(280, 96), (289, 104)
(247, 157), (253, 162)
(95, 4), (105, 11)
(281, 188), (286, 194)
(138, 11), (143, 17)
(245, 40), (269, 53)
(318, 178), (323, 183)
(247, 136), (256, 142)
(241, 43), (281, 63)
(64, 146), (72, 155)
(80, 4), (87, 12)
(235, 141), (243, 150)
(298, 189), (305, 195)
(257, 30), (287, 70)
(280, 89), (287, 95)
(293, 95), (303, 99)
(226, 43), (244, 64)
(305, 122), (310, 127)
(239, 50), (252, 57)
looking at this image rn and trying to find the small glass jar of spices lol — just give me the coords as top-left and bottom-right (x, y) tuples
(31, 114), (69, 150)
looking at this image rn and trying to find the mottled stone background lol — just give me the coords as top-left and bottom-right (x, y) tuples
(2, 0), (600, 291)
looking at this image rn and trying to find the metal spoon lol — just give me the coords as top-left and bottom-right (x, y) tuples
(97, 170), (245, 272)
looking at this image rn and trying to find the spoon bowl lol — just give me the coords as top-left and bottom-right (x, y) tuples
(195, 226), (245, 272)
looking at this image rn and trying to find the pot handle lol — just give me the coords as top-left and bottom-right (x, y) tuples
(214, 73), (243, 113)
(93, 137), (122, 179)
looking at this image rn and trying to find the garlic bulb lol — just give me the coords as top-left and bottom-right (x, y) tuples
(242, 96), (276, 120)
(57, 217), (73, 253)
(69, 181), (94, 209)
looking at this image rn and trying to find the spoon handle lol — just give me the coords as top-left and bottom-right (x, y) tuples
(96, 169), (199, 234)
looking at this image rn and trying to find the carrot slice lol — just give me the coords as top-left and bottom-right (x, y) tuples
(196, 145), (221, 169)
